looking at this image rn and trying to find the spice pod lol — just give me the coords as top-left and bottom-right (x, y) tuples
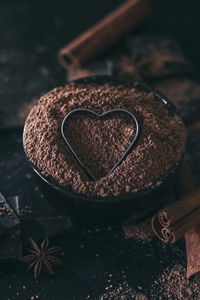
(23, 76), (186, 226)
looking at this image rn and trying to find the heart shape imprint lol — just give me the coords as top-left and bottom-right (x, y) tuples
(61, 108), (139, 181)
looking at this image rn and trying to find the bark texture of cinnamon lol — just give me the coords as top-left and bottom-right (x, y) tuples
(59, 0), (150, 69)
(151, 163), (200, 244)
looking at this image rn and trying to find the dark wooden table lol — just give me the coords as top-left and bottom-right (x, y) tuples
(1, 0), (200, 299)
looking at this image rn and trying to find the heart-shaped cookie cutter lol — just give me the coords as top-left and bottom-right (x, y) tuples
(61, 108), (139, 181)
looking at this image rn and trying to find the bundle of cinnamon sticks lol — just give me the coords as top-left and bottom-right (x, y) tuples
(152, 172), (200, 243)
(152, 163), (200, 278)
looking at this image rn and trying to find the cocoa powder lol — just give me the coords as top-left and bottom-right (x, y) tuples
(24, 80), (186, 197)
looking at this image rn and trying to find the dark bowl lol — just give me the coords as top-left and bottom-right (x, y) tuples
(23, 76), (185, 227)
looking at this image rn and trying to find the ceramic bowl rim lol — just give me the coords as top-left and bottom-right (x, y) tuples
(22, 76), (185, 204)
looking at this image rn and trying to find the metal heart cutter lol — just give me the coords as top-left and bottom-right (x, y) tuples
(61, 108), (139, 181)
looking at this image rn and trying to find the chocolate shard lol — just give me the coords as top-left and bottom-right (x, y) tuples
(7, 195), (20, 216)
(0, 193), (20, 238)
(120, 35), (194, 80)
(21, 216), (72, 245)
(185, 225), (200, 278)
(8, 196), (72, 243)
(9, 195), (72, 243)
(0, 196), (22, 261)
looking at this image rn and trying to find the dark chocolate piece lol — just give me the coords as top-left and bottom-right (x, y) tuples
(21, 216), (72, 245)
(8, 195), (20, 216)
(9, 196), (72, 243)
(0, 196), (22, 261)
(0, 194), (72, 261)
(0, 193), (20, 238)
(119, 35), (194, 79)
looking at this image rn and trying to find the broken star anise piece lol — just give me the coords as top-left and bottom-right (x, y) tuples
(22, 237), (62, 278)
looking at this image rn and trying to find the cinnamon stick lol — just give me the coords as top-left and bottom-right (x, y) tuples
(177, 163), (200, 279)
(58, 0), (150, 69)
(152, 162), (200, 243)
(152, 188), (200, 243)
(152, 162), (200, 278)
(158, 189), (200, 227)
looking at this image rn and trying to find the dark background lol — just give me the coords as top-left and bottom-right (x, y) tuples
(1, 0), (200, 299)
(1, 0), (200, 111)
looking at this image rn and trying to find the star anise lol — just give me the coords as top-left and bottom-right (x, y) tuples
(22, 237), (62, 278)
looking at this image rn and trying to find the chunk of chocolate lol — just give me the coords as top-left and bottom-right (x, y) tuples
(118, 35), (194, 80)
(0, 195), (22, 261)
(21, 216), (72, 245)
(0, 193), (20, 238)
(8, 196), (72, 243)
(8, 195), (20, 216)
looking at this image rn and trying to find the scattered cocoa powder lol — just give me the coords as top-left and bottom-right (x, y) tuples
(150, 264), (200, 300)
(24, 80), (186, 197)
(98, 281), (147, 300)
(94, 272), (147, 300)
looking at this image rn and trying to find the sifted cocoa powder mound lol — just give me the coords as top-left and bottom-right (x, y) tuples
(24, 80), (186, 197)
